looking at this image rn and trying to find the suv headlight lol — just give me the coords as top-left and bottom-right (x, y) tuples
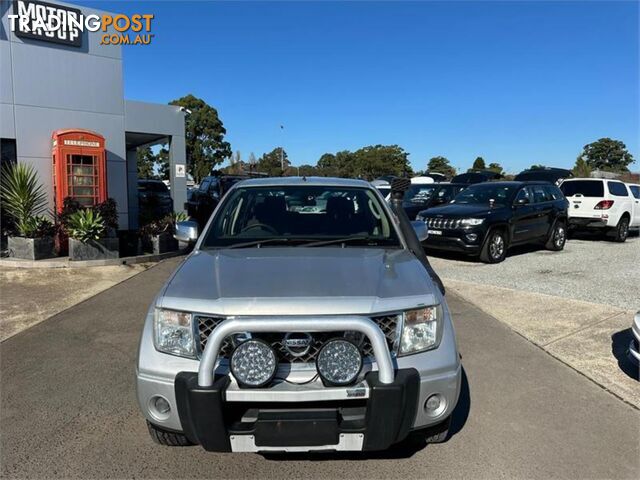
(398, 306), (443, 356)
(460, 218), (484, 227)
(416, 214), (425, 222)
(154, 308), (196, 358)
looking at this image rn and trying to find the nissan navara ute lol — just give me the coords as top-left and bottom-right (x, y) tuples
(136, 177), (461, 453)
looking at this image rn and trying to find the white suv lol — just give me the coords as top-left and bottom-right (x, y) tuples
(560, 178), (639, 242)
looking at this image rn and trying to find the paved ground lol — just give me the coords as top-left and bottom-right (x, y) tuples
(428, 233), (640, 310)
(2, 257), (638, 479)
(0, 263), (150, 341)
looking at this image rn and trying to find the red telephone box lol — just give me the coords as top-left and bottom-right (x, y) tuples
(52, 129), (107, 211)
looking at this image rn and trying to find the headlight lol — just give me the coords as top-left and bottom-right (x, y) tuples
(153, 308), (195, 358)
(460, 218), (484, 227)
(399, 306), (442, 356)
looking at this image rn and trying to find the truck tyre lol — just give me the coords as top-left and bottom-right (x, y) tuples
(612, 216), (630, 243)
(545, 221), (566, 251)
(479, 229), (507, 263)
(147, 421), (193, 446)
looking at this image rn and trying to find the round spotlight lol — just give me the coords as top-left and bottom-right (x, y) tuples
(148, 395), (171, 421)
(316, 339), (363, 386)
(230, 339), (277, 388)
(424, 394), (446, 417)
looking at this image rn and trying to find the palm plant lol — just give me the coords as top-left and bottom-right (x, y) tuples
(66, 209), (106, 243)
(0, 164), (49, 237)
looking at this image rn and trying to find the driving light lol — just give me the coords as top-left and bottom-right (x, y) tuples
(460, 218), (484, 227)
(154, 308), (195, 358)
(230, 339), (277, 388)
(316, 339), (363, 386)
(399, 306), (442, 356)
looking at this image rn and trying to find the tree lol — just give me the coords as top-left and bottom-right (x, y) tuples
(487, 162), (504, 175)
(258, 148), (289, 176)
(157, 146), (170, 180)
(228, 151), (243, 174)
(316, 151), (355, 177)
(572, 156), (592, 178)
(427, 156), (456, 178)
(352, 145), (411, 180)
(530, 164), (546, 170)
(297, 164), (317, 176)
(578, 138), (634, 172)
(169, 94), (232, 183)
(472, 157), (486, 170)
(136, 146), (156, 179)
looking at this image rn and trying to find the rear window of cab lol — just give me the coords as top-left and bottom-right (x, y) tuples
(560, 180), (604, 197)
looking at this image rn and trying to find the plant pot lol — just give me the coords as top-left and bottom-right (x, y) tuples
(69, 237), (120, 261)
(8, 236), (55, 260)
(151, 232), (178, 254)
(118, 230), (141, 257)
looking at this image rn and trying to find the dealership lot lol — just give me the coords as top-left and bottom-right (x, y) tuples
(1, 258), (638, 479)
(428, 233), (640, 310)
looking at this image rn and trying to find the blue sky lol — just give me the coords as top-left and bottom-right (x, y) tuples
(84, 1), (638, 173)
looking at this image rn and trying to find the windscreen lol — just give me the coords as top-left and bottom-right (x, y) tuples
(452, 183), (516, 206)
(201, 185), (400, 248)
(560, 180), (604, 197)
(403, 185), (438, 204)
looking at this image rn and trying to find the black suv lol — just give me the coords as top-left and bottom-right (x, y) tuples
(186, 174), (266, 226)
(417, 181), (569, 263)
(401, 183), (468, 220)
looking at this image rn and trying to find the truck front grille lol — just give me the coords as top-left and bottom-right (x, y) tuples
(195, 314), (400, 363)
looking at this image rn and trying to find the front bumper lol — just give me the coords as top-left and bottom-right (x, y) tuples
(629, 313), (640, 364)
(423, 228), (484, 254)
(174, 369), (421, 452)
(137, 307), (462, 451)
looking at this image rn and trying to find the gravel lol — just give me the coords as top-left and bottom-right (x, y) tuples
(428, 232), (640, 310)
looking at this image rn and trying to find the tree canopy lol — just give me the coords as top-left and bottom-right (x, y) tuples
(472, 157), (486, 169)
(136, 147), (156, 179)
(487, 162), (504, 175)
(257, 148), (290, 176)
(169, 94), (231, 183)
(578, 138), (634, 173)
(427, 156), (456, 178)
(572, 156), (592, 178)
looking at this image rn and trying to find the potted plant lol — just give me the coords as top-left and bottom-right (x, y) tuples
(0, 164), (56, 260)
(67, 209), (120, 260)
(140, 212), (187, 254)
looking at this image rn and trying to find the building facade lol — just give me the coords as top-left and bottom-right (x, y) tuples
(1, 0), (187, 229)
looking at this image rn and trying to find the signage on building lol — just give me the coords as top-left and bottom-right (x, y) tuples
(63, 139), (100, 147)
(175, 164), (186, 178)
(11, 0), (84, 47)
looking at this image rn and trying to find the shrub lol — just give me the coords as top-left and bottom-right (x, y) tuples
(16, 215), (55, 238)
(66, 209), (106, 243)
(140, 212), (189, 237)
(0, 164), (49, 237)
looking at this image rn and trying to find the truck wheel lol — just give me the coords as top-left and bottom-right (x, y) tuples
(479, 229), (507, 263)
(612, 216), (630, 243)
(146, 421), (193, 446)
(545, 221), (566, 251)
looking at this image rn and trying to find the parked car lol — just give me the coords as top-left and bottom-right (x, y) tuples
(514, 167), (573, 185)
(185, 174), (258, 227)
(451, 169), (502, 184)
(137, 177), (461, 452)
(414, 183), (468, 216)
(138, 179), (173, 221)
(629, 311), (640, 366)
(417, 181), (568, 263)
(371, 178), (391, 198)
(560, 178), (639, 242)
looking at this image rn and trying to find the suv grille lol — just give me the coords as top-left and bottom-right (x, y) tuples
(195, 314), (400, 363)
(425, 217), (461, 229)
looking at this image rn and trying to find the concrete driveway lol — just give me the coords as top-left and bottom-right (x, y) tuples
(1, 258), (638, 479)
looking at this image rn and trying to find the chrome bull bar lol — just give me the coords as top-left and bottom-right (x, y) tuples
(197, 316), (395, 387)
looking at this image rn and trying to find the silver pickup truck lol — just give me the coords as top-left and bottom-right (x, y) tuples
(136, 177), (461, 453)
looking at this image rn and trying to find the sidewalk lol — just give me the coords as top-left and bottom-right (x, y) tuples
(0, 263), (151, 341)
(445, 278), (639, 408)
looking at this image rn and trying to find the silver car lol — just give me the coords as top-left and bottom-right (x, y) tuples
(136, 177), (461, 453)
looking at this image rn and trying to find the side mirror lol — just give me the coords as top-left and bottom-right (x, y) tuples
(174, 220), (199, 243)
(411, 220), (429, 242)
(514, 197), (529, 206)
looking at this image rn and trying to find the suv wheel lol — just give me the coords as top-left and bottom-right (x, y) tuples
(613, 216), (630, 243)
(147, 421), (193, 446)
(480, 229), (507, 263)
(546, 222), (566, 251)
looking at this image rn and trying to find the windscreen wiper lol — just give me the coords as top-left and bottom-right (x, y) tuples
(301, 235), (383, 248)
(226, 238), (314, 249)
